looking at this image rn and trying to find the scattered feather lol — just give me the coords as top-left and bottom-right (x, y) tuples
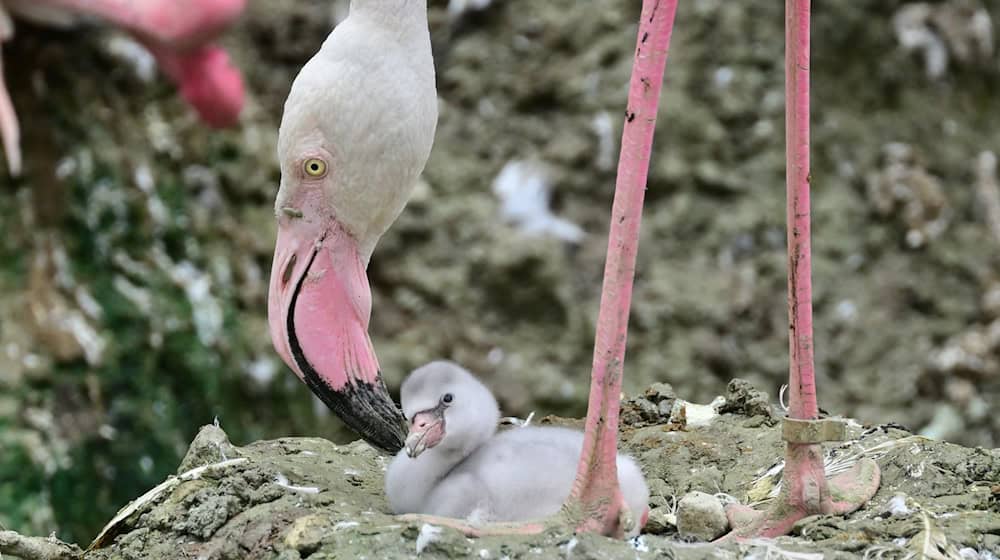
(743, 539), (824, 560)
(894, 5), (949, 78)
(448, 0), (493, 18)
(959, 549), (999, 560)
(415, 524), (442, 555)
(104, 36), (157, 82)
(560, 537), (578, 557)
(864, 545), (906, 560)
(245, 357), (278, 387)
(499, 412), (536, 428)
(904, 511), (963, 560)
(492, 160), (585, 243)
(274, 473), (321, 494)
(748, 436), (927, 504)
(886, 494), (913, 517)
(152, 247), (223, 347)
(918, 405), (965, 441)
(591, 112), (616, 171)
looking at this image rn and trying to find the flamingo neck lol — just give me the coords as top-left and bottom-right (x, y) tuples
(350, 0), (429, 38)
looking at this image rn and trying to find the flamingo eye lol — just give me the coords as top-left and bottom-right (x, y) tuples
(442, 393), (454, 404)
(303, 158), (328, 177)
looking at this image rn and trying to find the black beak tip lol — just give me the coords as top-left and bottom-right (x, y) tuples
(358, 407), (407, 454)
(310, 379), (407, 454)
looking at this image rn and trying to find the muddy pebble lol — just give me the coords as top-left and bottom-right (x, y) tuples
(645, 382), (677, 404)
(176, 424), (241, 473)
(676, 491), (728, 542)
(720, 379), (777, 423)
(643, 506), (677, 536)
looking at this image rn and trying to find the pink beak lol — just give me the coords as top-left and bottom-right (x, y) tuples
(404, 408), (446, 459)
(267, 189), (406, 453)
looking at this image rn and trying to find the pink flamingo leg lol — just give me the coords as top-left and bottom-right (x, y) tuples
(27, 0), (246, 127)
(395, 0), (678, 539)
(722, 0), (880, 539)
(146, 43), (244, 128)
(36, 0), (245, 50)
(565, 0), (678, 537)
(0, 45), (21, 176)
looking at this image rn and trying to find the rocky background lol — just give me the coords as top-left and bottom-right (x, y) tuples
(1, 0), (999, 547)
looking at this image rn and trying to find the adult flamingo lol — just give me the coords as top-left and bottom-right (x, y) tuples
(266, 0), (437, 453)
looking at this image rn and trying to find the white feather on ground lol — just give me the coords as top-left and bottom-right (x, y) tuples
(492, 160), (585, 243)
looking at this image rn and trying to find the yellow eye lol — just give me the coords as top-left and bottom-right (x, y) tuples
(303, 158), (328, 177)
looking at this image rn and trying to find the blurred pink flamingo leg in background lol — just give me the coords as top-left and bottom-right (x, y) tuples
(33, 0), (245, 49)
(145, 42), (244, 128)
(722, 0), (880, 539)
(35, 0), (247, 127)
(0, 0), (245, 175)
(0, 9), (21, 175)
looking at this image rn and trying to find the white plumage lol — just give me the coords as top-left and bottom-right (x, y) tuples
(276, 0), (438, 263)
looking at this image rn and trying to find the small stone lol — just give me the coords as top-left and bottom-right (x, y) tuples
(621, 397), (659, 427)
(643, 506), (677, 535)
(720, 379), (777, 422)
(657, 399), (673, 417)
(676, 491), (728, 542)
(644, 382), (676, 404)
(283, 514), (330, 556)
(983, 534), (1000, 552)
(177, 424), (241, 473)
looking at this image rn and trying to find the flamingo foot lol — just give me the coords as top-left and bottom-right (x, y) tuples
(719, 444), (880, 540)
(565, 482), (634, 538)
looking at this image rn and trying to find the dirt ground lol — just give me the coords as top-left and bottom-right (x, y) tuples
(80, 381), (1000, 559)
(1, 0), (999, 550)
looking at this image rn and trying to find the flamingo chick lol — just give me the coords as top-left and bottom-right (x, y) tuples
(267, 0), (438, 453)
(385, 361), (650, 535)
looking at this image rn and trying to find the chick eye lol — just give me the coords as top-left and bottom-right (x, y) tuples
(442, 393), (454, 404)
(303, 158), (328, 177)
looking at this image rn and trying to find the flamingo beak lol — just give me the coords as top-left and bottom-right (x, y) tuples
(404, 408), (446, 459)
(267, 200), (406, 453)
